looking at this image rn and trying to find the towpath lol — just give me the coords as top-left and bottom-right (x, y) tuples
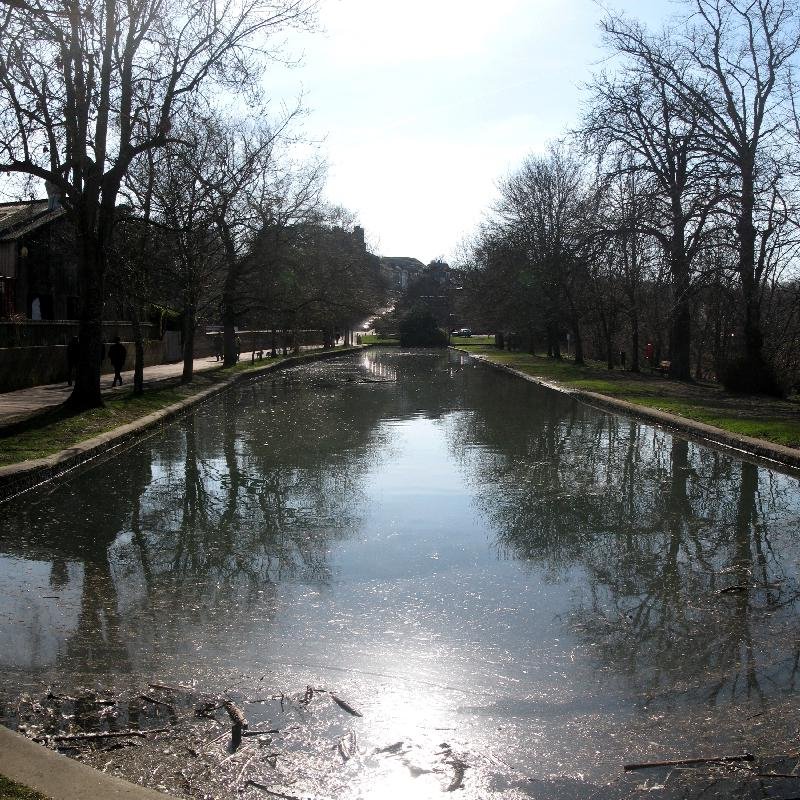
(0, 352), (259, 429)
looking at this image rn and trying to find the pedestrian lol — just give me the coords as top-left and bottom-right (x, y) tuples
(108, 335), (127, 387)
(66, 335), (79, 386)
(235, 335), (241, 363)
(214, 335), (223, 362)
(619, 349), (626, 369)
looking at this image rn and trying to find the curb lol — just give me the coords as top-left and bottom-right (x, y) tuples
(0, 725), (178, 800)
(458, 350), (800, 473)
(0, 347), (363, 503)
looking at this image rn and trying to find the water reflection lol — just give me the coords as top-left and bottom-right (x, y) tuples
(450, 383), (800, 711)
(1, 349), (800, 794)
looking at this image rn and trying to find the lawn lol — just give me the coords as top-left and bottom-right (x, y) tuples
(459, 345), (800, 449)
(450, 335), (495, 346)
(360, 335), (399, 345)
(0, 775), (49, 800)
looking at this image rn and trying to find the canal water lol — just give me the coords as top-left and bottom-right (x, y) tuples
(1, 349), (800, 799)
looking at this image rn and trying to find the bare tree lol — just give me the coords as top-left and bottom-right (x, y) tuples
(183, 109), (322, 366)
(0, 0), (315, 407)
(583, 26), (720, 380)
(603, 0), (800, 388)
(495, 145), (589, 360)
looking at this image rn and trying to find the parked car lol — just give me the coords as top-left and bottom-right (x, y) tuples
(452, 328), (472, 337)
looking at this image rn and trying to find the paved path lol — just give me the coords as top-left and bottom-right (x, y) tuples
(0, 353), (248, 429)
(1, 725), (177, 799)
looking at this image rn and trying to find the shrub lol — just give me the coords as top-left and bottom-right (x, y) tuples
(720, 356), (788, 398)
(399, 308), (448, 347)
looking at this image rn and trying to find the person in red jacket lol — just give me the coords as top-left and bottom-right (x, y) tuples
(644, 341), (654, 370)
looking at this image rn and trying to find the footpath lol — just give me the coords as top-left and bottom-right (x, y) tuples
(1, 726), (177, 799)
(0, 352), (257, 430)
(0, 346), (357, 502)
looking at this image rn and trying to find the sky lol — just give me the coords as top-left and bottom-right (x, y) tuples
(267, 0), (680, 263)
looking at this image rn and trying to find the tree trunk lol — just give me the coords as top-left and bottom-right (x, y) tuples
(130, 304), (145, 395)
(739, 162), (764, 368)
(223, 310), (236, 367)
(551, 323), (562, 359)
(67, 231), (105, 410)
(181, 304), (196, 384)
(668, 217), (692, 381)
(573, 322), (584, 365)
(629, 312), (639, 373)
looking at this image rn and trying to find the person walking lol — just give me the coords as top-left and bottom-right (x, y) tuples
(108, 336), (127, 387)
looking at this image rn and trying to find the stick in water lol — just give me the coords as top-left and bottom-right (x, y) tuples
(624, 753), (755, 771)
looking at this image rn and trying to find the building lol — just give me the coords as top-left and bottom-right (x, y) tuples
(0, 198), (78, 320)
(379, 256), (425, 293)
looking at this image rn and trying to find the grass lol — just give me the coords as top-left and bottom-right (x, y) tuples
(0, 349), (348, 468)
(360, 335), (399, 345)
(0, 775), (50, 800)
(449, 335), (495, 346)
(459, 345), (800, 449)
(361, 335), (495, 347)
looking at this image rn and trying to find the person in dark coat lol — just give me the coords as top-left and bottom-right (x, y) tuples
(66, 336), (79, 386)
(108, 336), (127, 387)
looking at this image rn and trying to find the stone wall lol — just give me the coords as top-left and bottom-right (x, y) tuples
(0, 320), (159, 348)
(0, 340), (164, 392)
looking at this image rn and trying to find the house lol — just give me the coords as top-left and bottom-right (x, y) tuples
(0, 198), (79, 320)
(379, 256), (425, 293)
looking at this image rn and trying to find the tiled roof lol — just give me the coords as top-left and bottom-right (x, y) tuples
(0, 200), (64, 241)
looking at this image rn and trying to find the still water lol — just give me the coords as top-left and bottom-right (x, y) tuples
(1, 349), (800, 798)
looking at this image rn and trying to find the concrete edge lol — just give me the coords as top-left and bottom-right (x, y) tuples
(0, 725), (178, 800)
(457, 349), (800, 473)
(0, 346), (363, 503)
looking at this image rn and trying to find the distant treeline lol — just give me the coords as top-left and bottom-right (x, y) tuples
(459, 0), (800, 395)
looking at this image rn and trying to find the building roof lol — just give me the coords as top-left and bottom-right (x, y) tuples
(0, 199), (65, 242)
(380, 256), (425, 272)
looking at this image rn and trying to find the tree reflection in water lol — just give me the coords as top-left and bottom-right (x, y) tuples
(0, 357), (399, 681)
(451, 387), (800, 711)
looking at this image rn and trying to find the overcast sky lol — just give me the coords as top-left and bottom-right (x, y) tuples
(269, 0), (680, 263)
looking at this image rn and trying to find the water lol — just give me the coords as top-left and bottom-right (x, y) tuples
(1, 348), (800, 798)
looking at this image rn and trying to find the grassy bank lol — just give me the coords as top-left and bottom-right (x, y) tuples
(462, 345), (800, 449)
(360, 335), (399, 345)
(0, 775), (49, 800)
(0, 350), (345, 468)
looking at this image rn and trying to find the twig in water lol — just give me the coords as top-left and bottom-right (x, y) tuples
(220, 743), (252, 766)
(376, 741), (404, 754)
(223, 699), (249, 750)
(246, 780), (301, 799)
(756, 773), (800, 779)
(40, 728), (169, 742)
(624, 753), (755, 771)
(337, 730), (357, 762)
(330, 694), (362, 717)
(139, 694), (176, 712)
(236, 752), (257, 784)
(149, 682), (194, 695)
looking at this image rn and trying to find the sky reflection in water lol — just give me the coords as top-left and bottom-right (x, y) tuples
(1, 348), (800, 796)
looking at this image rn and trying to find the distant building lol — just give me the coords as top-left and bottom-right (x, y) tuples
(0, 198), (78, 320)
(379, 256), (425, 293)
